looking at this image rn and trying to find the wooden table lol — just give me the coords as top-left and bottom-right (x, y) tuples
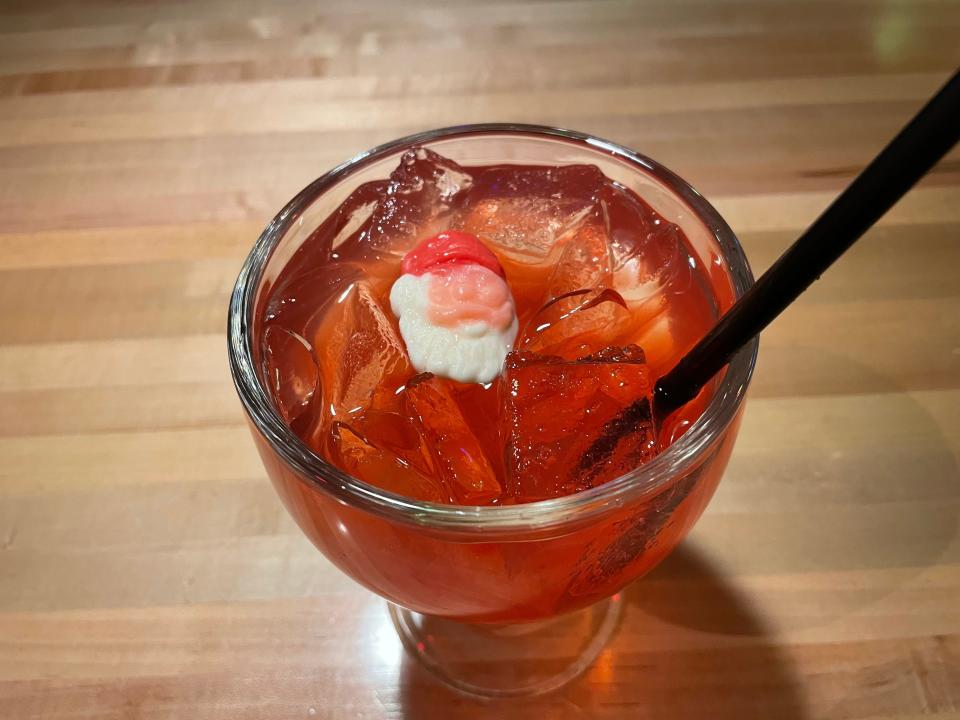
(1, 1), (958, 718)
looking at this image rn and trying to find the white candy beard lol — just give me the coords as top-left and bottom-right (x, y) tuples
(389, 272), (518, 384)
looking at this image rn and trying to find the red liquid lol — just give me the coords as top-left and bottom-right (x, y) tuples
(258, 148), (720, 506)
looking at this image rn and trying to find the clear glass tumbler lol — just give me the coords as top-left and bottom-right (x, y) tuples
(228, 125), (757, 697)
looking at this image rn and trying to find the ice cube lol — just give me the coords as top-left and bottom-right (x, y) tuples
(265, 260), (362, 334)
(262, 326), (319, 433)
(453, 165), (605, 262)
(327, 181), (388, 253)
(519, 288), (635, 360)
(473, 165), (605, 199)
(503, 346), (657, 502)
(265, 181), (389, 320)
(262, 179), (370, 328)
(352, 408), (436, 476)
(366, 147), (474, 253)
(603, 183), (655, 270)
(313, 281), (412, 421)
(634, 312), (675, 376)
(610, 221), (692, 372)
(403, 373), (502, 504)
(328, 421), (448, 503)
(613, 221), (691, 306)
(544, 218), (613, 298)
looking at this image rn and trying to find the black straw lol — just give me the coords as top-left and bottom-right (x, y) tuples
(654, 67), (960, 417)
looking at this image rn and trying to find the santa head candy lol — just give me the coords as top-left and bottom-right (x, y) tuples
(389, 231), (518, 384)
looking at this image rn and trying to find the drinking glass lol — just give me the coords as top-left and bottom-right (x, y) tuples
(228, 124), (757, 697)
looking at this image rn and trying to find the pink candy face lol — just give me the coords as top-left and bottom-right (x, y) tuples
(427, 264), (515, 331)
(390, 231), (519, 384)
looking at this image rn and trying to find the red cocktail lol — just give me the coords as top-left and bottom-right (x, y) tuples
(229, 125), (756, 696)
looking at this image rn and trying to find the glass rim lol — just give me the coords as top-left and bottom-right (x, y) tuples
(228, 123), (758, 533)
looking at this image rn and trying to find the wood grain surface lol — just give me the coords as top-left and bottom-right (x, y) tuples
(1, 1), (959, 718)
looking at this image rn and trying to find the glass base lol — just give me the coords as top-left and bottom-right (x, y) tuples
(388, 596), (623, 698)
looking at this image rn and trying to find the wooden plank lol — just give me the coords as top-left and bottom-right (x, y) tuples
(0, 73), (948, 147)
(1, 0), (958, 717)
